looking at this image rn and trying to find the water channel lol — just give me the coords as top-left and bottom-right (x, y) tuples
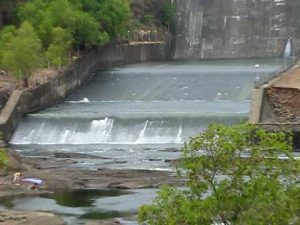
(4, 58), (287, 224)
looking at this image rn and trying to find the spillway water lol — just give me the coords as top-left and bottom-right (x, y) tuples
(10, 58), (286, 171)
(283, 37), (293, 58)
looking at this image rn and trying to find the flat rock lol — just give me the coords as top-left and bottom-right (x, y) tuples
(0, 210), (65, 225)
(83, 219), (121, 225)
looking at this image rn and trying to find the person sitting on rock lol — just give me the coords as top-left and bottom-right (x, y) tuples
(13, 172), (22, 183)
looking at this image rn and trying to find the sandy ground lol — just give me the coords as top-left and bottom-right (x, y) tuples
(271, 64), (300, 89)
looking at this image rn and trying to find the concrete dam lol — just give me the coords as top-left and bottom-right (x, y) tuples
(7, 0), (300, 168)
(3, 0), (300, 223)
(173, 0), (300, 59)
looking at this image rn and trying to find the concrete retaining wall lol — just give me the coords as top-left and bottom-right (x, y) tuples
(249, 86), (277, 124)
(0, 43), (170, 142)
(259, 88), (277, 122)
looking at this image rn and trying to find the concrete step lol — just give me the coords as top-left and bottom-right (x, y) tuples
(249, 87), (264, 123)
(0, 90), (23, 124)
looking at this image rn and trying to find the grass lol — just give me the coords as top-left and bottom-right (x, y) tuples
(0, 148), (9, 168)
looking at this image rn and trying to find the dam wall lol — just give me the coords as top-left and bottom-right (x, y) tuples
(173, 0), (300, 59)
(0, 43), (170, 142)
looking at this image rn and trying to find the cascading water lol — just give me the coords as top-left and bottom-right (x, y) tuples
(137, 120), (149, 143)
(175, 124), (183, 143)
(10, 59), (286, 170)
(283, 37), (293, 58)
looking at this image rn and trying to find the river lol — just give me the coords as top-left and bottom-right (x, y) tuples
(5, 58), (287, 224)
(10, 58), (286, 170)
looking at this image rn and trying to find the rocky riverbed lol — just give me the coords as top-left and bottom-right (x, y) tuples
(0, 150), (183, 225)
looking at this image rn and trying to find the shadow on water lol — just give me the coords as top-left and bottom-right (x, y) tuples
(40, 189), (131, 208)
(0, 189), (157, 225)
(80, 211), (130, 220)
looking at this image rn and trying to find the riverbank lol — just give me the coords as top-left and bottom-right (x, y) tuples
(0, 149), (183, 225)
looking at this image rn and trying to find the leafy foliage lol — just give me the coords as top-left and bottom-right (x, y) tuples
(0, 148), (9, 168)
(73, 11), (109, 49)
(161, 1), (176, 27)
(1, 21), (42, 85)
(45, 27), (73, 67)
(95, 0), (130, 39)
(143, 14), (156, 26)
(139, 124), (300, 225)
(0, 0), (131, 78)
(18, 0), (111, 49)
(0, 25), (16, 63)
(0, 0), (19, 28)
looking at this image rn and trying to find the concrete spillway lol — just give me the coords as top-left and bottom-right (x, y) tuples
(10, 59), (286, 170)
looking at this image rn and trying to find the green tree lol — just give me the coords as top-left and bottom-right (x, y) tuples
(18, 0), (47, 27)
(48, 0), (77, 33)
(162, 1), (175, 30)
(143, 13), (156, 26)
(45, 27), (73, 68)
(1, 21), (42, 86)
(139, 124), (300, 225)
(96, 0), (130, 39)
(19, 0), (75, 48)
(0, 25), (16, 64)
(18, 0), (110, 50)
(76, 0), (99, 17)
(18, 0), (53, 48)
(73, 11), (109, 49)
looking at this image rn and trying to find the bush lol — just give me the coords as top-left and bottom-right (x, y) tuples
(0, 148), (9, 168)
(139, 124), (300, 225)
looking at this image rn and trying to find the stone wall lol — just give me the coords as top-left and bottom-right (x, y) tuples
(0, 43), (169, 142)
(173, 0), (300, 59)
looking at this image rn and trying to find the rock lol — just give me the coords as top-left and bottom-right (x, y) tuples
(54, 152), (108, 159)
(84, 218), (121, 225)
(6, 149), (26, 172)
(0, 210), (66, 225)
(109, 181), (151, 189)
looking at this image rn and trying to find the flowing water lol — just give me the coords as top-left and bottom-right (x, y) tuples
(4, 58), (288, 224)
(10, 58), (286, 171)
(283, 37), (293, 58)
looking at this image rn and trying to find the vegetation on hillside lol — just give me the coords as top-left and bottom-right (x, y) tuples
(0, 0), (176, 86)
(139, 124), (300, 225)
(0, 0), (131, 85)
(161, 1), (176, 30)
(0, 21), (42, 86)
(0, 0), (21, 28)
